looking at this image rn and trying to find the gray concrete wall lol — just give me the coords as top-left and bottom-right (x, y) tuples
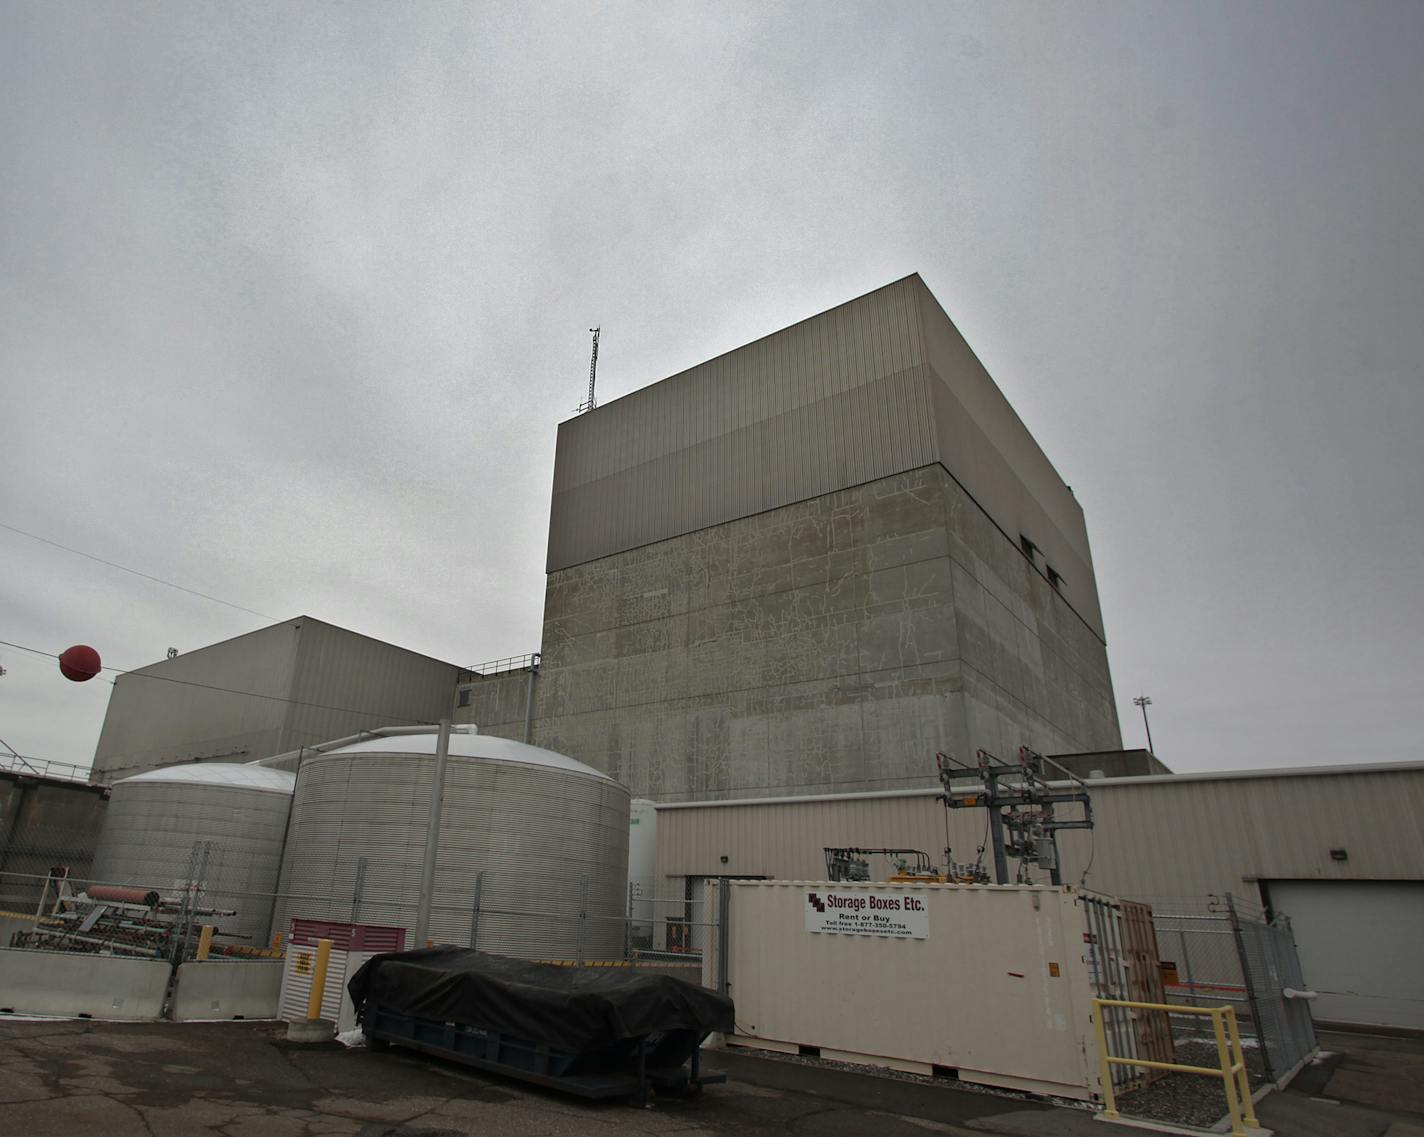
(532, 464), (1119, 800)
(452, 669), (534, 740)
(0, 773), (108, 912)
(549, 274), (1104, 640)
(1053, 748), (1171, 778)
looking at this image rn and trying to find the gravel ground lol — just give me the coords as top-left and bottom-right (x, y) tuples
(1113, 1038), (1267, 1130)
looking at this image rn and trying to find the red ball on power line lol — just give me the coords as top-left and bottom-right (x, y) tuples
(59, 645), (102, 682)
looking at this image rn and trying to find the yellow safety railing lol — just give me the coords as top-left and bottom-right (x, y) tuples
(1092, 998), (1261, 1136)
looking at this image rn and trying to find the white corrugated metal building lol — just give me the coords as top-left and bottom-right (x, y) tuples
(656, 760), (1424, 1030)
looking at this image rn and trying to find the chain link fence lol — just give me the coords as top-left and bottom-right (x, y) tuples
(1150, 894), (1317, 1084)
(2, 844), (721, 992)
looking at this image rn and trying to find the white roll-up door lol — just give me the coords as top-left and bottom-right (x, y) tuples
(1266, 880), (1424, 1030)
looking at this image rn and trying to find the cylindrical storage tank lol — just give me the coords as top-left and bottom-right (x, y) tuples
(627, 799), (658, 948)
(272, 728), (630, 960)
(90, 763), (296, 947)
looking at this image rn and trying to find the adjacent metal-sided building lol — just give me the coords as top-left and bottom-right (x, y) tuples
(653, 759), (1424, 1031)
(90, 617), (461, 783)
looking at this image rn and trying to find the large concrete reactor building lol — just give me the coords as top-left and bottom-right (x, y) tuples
(460, 275), (1121, 800)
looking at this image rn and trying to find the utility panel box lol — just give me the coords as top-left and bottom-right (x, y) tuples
(278, 919), (406, 1032)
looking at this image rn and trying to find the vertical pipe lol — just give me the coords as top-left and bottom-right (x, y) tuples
(717, 877), (731, 997)
(413, 720), (452, 947)
(469, 870), (484, 950)
(196, 924), (214, 961)
(523, 660), (538, 744)
(306, 937), (333, 1020)
(575, 874), (588, 968)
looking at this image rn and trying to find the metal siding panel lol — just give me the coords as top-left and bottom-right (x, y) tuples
(656, 768), (1424, 900)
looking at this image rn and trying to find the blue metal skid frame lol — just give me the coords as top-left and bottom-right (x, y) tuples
(364, 1007), (726, 1106)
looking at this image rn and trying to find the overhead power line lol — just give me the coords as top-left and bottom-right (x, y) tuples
(0, 521), (277, 620)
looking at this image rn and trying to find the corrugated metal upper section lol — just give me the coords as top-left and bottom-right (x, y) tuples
(550, 276), (935, 564)
(547, 274), (1104, 638)
(114, 762), (296, 794)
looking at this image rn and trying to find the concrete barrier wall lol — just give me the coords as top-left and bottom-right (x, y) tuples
(172, 961), (283, 1021)
(0, 912), (34, 948)
(0, 947), (169, 1018)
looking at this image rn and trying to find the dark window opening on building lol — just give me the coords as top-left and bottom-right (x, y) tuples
(1046, 565), (1064, 590)
(1019, 534), (1038, 560)
(457, 688), (471, 707)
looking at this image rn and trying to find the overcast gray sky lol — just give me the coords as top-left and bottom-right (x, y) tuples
(3, 1), (1421, 775)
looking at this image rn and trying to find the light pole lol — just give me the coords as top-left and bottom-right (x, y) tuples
(1133, 695), (1155, 755)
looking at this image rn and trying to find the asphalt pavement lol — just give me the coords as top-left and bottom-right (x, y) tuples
(1, 1017), (1421, 1137)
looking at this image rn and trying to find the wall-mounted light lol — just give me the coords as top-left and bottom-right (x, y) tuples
(719, 855), (729, 865)
(1329, 848), (1348, 862)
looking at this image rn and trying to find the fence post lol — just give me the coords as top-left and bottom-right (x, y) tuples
(576, 875), (588, 968)
(1225, 892), (1275, 1082)
(716, 877), (731, 996)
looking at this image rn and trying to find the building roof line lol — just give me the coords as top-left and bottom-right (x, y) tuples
(651, 759), (1424, 810)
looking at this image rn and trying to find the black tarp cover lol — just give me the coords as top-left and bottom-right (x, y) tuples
(349, 948), (735, 1054)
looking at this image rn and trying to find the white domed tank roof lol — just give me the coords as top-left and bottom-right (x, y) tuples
(273, 726), (630, 960)
(117, 762), (296, 794)
(317, 731), (616, 782)
(92, 762), (296, 948)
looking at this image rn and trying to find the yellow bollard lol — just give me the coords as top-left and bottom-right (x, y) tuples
(306, 938), (333, 1021)
(196, 924), (214, 961)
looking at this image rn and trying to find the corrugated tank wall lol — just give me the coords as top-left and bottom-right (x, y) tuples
(90, 779), (293, 945)
(273, 751), (630, 959)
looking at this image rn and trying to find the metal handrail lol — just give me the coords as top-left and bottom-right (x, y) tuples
(0, 753), (95, 784)
(464, 652), (540, 676)
(1092, 997), (1261, 1135)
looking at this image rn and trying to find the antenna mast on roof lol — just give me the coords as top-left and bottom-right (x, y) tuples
(577, 326), (600, 413)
